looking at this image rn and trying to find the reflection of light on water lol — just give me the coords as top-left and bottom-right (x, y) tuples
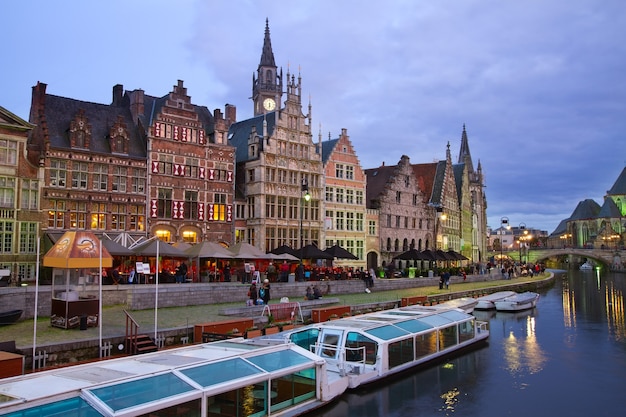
(503, 316), (546, 376)
(439, 387), (460, 412)
(605, 282), (625, 341)
(562, 279), (576, 328)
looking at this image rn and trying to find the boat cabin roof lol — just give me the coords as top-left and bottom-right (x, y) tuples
(0, 339), (320, 416)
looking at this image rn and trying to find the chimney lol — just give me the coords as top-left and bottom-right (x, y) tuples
(225, 104), (236, 124)
(112, 84), (123, 105)
(129, 89), (144, 122)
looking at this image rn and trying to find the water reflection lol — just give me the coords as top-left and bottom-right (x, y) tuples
(310, 270), (626, 417)
(561, 267), (626, 342)
(500, 310), (546, 376)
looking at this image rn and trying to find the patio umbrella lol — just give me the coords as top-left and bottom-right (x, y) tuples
(436, 249), (456, 261)
(229, 242), (269, 259)
(270, 244), (298, 257)
(131, 239), (186, 257)
(420, 249), (438, 261)
(298, 244), (334, 260)
(101, 238), (133, 257)
(392, 248), (429, 261)
(185, 241), (233, 259)
(266, 252), (300, 261)
(447, 249), (469, 261)
(324, 244), (358, 260)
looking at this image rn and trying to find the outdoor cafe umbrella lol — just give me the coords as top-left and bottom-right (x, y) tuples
(185, 241), (234, 282)
(324, 244), (358, 260)
(420, 249), (438, 261)
(392, 248), (429, 261)
(131, 238), (186, 258)
(436, 249), (456, 261)
(447, 249), (469, 261)
(298, 244), (335, 260)
(270, 244), (298, 257)
(43, 230), (112, 354)
(228, 242), (269, 259)
(101, 238), (134, 257)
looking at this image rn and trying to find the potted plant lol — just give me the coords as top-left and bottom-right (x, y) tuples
(264, 324), (280, 335)
(245, 326), (262, 338)
(328, 314), (339, 321)
(279, 321), (295, 331)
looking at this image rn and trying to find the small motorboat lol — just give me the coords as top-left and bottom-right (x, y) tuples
(495, 292), (540, 312)
(475, 291), (517, 310)
(579, 262), (593, 271)
(434, 297), (478, 313)
(0, 309), (23, 325)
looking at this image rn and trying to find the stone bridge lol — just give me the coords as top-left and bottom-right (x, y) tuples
(500, 248), (625, 270)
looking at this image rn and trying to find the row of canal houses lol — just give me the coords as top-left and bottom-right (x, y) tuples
(0, 21), (488, 282)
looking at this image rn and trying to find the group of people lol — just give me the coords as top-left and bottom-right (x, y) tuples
(305, 285), (323, 300)
(247, 278), (271, 306)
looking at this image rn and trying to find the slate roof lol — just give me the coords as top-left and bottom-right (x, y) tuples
(319, 138), (339, 164)
(598, 196), (622, 218)
(43, 94), (147, 158)
(227, 112), (277, 163)
(364, 164), (397, 209)
(453, 163), (465, 205)
(569, 199), (601, 221)
(607, 166), (626, 195)
(139, 94), (215, 139)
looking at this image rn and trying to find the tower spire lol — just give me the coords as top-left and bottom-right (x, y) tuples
(458, 124), (474, 173)
(252, 19), (282, 116)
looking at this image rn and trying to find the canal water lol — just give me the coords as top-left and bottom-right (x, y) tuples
(309, 269), (626, 417)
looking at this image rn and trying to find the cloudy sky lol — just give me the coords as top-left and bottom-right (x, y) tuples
(3, 0), (625, 233)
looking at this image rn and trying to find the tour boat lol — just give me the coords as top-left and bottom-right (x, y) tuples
(0, 305), (488, 416)
(579, 262), (593, 271)
(494, 291), (540, 312)
(474, 291), (517, 310)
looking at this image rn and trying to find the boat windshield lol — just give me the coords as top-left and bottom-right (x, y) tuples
(290, 328), (320, 352)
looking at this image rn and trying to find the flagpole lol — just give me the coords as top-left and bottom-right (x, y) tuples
(154, 239), (159, 340)
(32, 236), (40, 372)
(99, 238), (103, 358)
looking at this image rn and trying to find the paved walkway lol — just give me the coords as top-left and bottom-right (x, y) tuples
(0, 271), (557, 349)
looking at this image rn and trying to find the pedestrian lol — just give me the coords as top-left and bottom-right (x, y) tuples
(280, 261), (290, 282)
(110, 266), (121, 285)
(247, 282), (258, 306)
(296, 263), (304, 282)
(260, 278), (271, 305)
(305, 285), (315, 300)
(127, 266), (136, 284)
(444, 271), (451, 289)
(175, 261), (187, 283)
(223, 262), (231, 282)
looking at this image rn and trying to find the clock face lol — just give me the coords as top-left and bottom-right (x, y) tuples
(263, 98), (276, 111)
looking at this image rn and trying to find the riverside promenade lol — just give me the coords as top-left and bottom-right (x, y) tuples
(1, 271), (557, 353)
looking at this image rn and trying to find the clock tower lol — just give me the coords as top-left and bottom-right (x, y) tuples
(253, 19), (283, 116)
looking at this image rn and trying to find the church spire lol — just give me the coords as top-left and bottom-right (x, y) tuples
(252, 19), (282, 116)
(457, 124), (475, 174)
(259, 18), (276, 67)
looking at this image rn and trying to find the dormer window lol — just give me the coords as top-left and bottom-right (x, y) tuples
(109, 116), (129, 154)
(69, 110), (91, 149)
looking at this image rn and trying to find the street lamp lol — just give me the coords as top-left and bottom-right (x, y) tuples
(500, 217), (509, 268)
(299, 178), (311, 263)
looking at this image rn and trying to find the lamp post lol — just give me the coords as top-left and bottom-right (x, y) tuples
(299, 178), (311, 266)
(500, 217), (509, 268)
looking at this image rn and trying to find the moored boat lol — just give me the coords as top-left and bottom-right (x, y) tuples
(0, 309), (23, 325)
(0, 305), (489, 416)
(433, 297), (478, 313)
(475, 291), (517, 310)
(579, 261), (593, 271)
(494, 291), (540, 312)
